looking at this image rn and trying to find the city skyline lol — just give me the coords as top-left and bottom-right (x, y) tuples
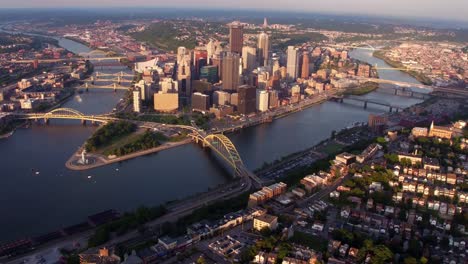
(1, 0), (468, 22)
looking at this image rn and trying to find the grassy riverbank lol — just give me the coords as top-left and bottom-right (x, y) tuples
(373, 50), (433, 85)
(344, 81), (379, 95)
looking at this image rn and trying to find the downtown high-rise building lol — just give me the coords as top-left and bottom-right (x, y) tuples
(237, 85), (256, 115)
(177, 55), (191, 98)
(286, 46), (299, 81)
(256, 90), (269, 112)
(133, 90), (141, 113)
(301, 51), (310, 79)
(222, 52), (240, 91)
(191, 92), (210, 112)
(229, 22), (244, 54)
(242, 46), (257, 73)
(206, 39), (216, 65)
(257, 32), (270, 67)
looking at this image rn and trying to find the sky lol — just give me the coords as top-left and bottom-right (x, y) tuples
(1, 0), (467, 22)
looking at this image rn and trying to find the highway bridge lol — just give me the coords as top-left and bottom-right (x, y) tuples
(12, 108), (263, 188)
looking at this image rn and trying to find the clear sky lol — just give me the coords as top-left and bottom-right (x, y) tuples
(1, 0), (467, 22)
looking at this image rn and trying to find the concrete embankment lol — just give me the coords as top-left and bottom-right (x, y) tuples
(66, 138), (192, 170)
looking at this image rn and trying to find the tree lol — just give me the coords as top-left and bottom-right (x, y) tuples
(196, 255), (206, 264)
(404, 257), (418, 264)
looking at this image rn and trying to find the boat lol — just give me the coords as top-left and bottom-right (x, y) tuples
(87, 175), (92, 179)
(35, 171), (40, 175)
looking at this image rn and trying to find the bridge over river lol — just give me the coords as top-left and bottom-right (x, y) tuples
(11, 108), (264, 188)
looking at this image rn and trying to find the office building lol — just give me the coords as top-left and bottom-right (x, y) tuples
(286, 46), (299, 80)
(177, 56), (191, 97)
(210, 105), (234, 119)
(200, 65), (219, 84)
(242, 46), (257, 73)
(206, 39), (216, 64)
(154, 92), (179, 112)
(133, 90), (141, 113)
(222, 52), (240, 91)
(230, 93), (239, 107)
(229, 22), (244, 54)
(257, 32), (270, 67)
(191, 92), (210, 112)
(213, 90), (231, 106)
(272, 58), (280, 77)
(301, 51), (310, 79)
(257, 90), (269, 112)
(177, 46), (187, 65)
(159, 78), (178, 93)
(237, 85), (256, 115)
(135, 80), (151, 101)
(257, 71), (270, 90)
(268, 90), (279, 109)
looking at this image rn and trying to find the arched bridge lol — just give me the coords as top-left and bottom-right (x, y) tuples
(190, 132), (263, 187)
(13, 109), (263, 187)
(13, 108), (116, 124)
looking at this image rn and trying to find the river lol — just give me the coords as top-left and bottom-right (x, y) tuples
(0, 39), (425, 242)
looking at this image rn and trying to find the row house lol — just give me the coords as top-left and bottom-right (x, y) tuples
(434, 186), (456, 199)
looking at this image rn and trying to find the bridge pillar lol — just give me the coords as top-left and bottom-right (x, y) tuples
(364, 101), (368, 109)
(394, 88), (398, 95)
(44, 118), (49, 125)
(389, 107), (393, 113)
(410, 92), (414, 97)
(81, 120), (86, 126)
(395, 108), (399, 113)
(113, 83), (117, 92)
(340, 98), (344, 103)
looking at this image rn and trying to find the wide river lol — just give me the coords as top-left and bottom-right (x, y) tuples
(0, 40), (424, 242)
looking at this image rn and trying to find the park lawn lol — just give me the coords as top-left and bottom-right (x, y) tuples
(97, 129), (146, 156)
(318, 141), (346, 155)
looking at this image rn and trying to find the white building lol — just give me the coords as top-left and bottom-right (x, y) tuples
(133, 90), (141, 113)
(257, 90), (269, 112)
(286, 46), (299, 81)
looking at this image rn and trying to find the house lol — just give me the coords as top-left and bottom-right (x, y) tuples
(312, 221), (324, 232)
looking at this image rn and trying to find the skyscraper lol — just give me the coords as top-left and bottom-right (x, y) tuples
(301, 51), (310, 79)
(133, 90), (141, 113)
(206, 39), (216, 64)
(222, 52), (240, 91)
(287, 46), (299, 81)
(242, 46), (257, 73)
(229, 22), (243, 54)
(263, 17), (268, 28)
(257, 90), (269, 112)
(191, 92), (210, 112)
(238, 85), (256, 115)
(257, 32), (270, 67)
(177, 46), (187, 65)
(177, 55), (191, 98)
